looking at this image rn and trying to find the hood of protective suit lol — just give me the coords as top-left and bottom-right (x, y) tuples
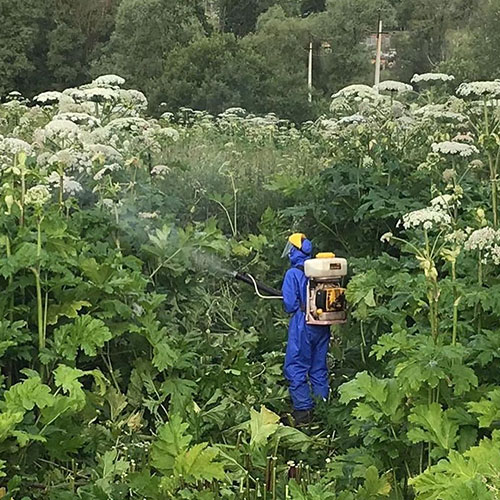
(289, 243), (311, 268)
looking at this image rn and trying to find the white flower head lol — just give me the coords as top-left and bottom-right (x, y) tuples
(220, 107), (247, 118)
(46, 172), (83, 196)
(83, 87), (119, 103)
(119, 89), (148, 111)
(62, 87), (87, 104)
(34, 91), (63, 105)
(401, 207), (452, 231)
(37, 119), (81, 146)
(430, 194), (461, 210)
(374, 80), (413, 93)
(380, 231), (393, 243)
(445, 229), (468, 246)
(0, 138), (32, 156)
(25, 185), (51, 207)
(457, 81), (500, 98)
(56, 112), (100, 128)
(85, 143), (123, 164)
(93, 163), (121, 181)
(92, 75), (126, 88)
(414, 104), (466, 122)
(138, 211), (159, 220)
(431, 141), (479, 158)
(161, 112), (175, 121)
(464, 227), (500, 252)
(337, 114), (366, 125)
(411, 73), (455, 84)
(151, 165), (170, 178)
(332, 84), (378, 100)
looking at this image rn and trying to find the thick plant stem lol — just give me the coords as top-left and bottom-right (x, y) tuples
(6, 236), (13, 322)
(488, 152), (498, 228)
(32, 219), (45, 370)
(451, 260), (458, 346)
(476, 253), (483, 334)
(34, 269), (44, 352)
(20, 161), (25, 227)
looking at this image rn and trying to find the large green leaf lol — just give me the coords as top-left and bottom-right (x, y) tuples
(54, 314), (113, 360)
(249, 406), (280, 449)
(174, 442), (224, 481)
(407, 403), (458, 453)
(151, 414), (192, 473)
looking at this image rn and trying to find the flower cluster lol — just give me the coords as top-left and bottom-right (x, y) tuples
(456, 81), (500, 98)
(430, 193), (461, 211)
(92, 75), (126, 88)
(411, 73), (455, 84)
(46, 172), (83, 196)
(431, 141), (479, 157)
(25, 185), (51, 207)
(332, 85), (378, 100)
(414, 104), (466, 122)
(151, 165), (170, 178)
(400, 207), (452, 230)
(37, 119), (82, 144)
(0, 138), (33, 156)
(374, 80), (413, 93)
(464, 227), (500, 252)
(34, 91), (63, 105)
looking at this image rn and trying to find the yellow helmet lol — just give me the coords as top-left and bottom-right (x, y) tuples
(281, 233), (307, 258)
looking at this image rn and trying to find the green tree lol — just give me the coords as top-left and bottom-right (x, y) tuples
(440, 0), (500, 81)
(393, 0), (478, 81)
(217, 0), (302, 36)
(0, 0), (53, 96)
(48, 0), (120, 86)
(160, 33), (268, 113)
(243, 6), (317, 121)
(95, 0), (206, 98)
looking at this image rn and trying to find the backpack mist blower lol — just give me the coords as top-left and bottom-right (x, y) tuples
(233, 253), (348, 325)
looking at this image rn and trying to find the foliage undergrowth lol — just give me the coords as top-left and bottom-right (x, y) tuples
(2, 76), (500, 499)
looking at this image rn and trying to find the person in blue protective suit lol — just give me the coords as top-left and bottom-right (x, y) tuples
(281, 233), (330, 425)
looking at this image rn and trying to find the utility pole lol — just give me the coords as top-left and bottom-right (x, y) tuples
(374, 15), (383, 87)
(308, 41), (313, 103)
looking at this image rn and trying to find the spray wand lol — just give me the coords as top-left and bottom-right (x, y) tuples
(232, 271), (283, 300)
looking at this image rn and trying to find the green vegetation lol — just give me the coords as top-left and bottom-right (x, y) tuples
(1, 72), (500, 498)
(2, 0), (500, 121)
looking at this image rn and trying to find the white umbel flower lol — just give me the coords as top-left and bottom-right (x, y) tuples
(332, 84), (378, 100)
(464, 227), (500, 251)
(42, 119), (81, 142)
(430, 194), (459, 210)
(414, 104), (466, 122)
(401, 207), (452, 230)
(56, 112), (100, 128)
(46, 172), (83, 196)
(0, 138), (32, 155)
(92, 75), (126, 88)
(151, 165), (170, 178)
(138, 211), (159, 220)
(411, 73), (455, 83)
(83, 87), (119, 103)
(119, 89), (148, 111)
(337, 114), (366, 125)
(456, 81), (500, 98)
(380, 231), (393, 243)
(374, 80), (413, 93)
(34, 91), (63, 105)
(431, 141), (479, 157)
(25, 185), (51, 207)
(93, 163), (121, 181)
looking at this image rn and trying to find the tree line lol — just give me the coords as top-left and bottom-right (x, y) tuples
(0, 0), (498, 122)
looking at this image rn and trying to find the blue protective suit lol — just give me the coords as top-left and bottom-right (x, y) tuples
(282, 246), (330, 410)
